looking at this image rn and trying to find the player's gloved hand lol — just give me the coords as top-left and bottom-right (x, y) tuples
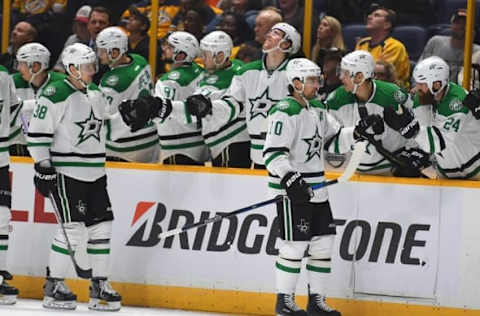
(185, 94), (212, 118)
(34, 160), (56, 197)
(462, 89), (480, 120)
(392, 148), (432, 177)
(353, 114), (384, 140)
(280, 172), (313, 204)
(383, 104), (419, 139)
(119, 95), (172, 132)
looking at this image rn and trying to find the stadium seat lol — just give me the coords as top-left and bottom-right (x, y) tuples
(436, 0), (480, 24)
(391, 25), (428, 61)
(342, 24), (368, 51)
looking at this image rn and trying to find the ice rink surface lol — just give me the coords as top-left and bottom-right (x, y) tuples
(0, 298), (233, 316)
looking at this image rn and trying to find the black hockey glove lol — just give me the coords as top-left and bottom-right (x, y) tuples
(119, 95), (172, 132)
(463, 89), (480, 120)
(354, 114), (385, 140)
(383, 104), (419, 139)
(280, 172), (314, 204)
(392, 148), (432, 177)
(185, 94), (212, 118)
(34, 161), (56, 197)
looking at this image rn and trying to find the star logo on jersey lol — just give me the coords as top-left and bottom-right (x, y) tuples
(76, 200), (87, 215)
(302, 127), (323, 162)
(248, 87), (280, 120)
(296, 218), (310, 234)
(75, 110), (103, 145)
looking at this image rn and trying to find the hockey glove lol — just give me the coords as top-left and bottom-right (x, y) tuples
(185, 94), (212, 118)
(383, 104), (419, 139)
(392, 148), (432, 177)
(119, 95), (172, 132)
(463, 89), (480, 120)
(280, 172), (314, 204)
(354, 114), (385, 140)
(34, 161), (56, 197)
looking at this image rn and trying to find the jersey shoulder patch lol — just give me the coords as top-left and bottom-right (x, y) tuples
(100, 56), (149, 93)
(269, 98), (302, 116)
(160, 63), (204, 87)
(437, 82), (468, 116)
(40, 80), (75, 103)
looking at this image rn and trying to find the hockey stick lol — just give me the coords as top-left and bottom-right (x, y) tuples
(48, 192), (92, 279)
(159, 140), (367, 239)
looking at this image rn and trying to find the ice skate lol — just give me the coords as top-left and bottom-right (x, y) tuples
(307, 293), (341, 316)
(88, 277), (122, 311)
(42, 276), (77, 310)
(275, 293), (308, 316)
(0, 270), (18, 305)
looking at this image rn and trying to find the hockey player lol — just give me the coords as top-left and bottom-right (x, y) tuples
(27, 43), (121, 311)
(0, 66), (20, 305)
(325, 50), (412, 174)
(12, 43), (66, 147)
(264, 58), (381, 316)
(96, 26), (160, 163)
(384, 56), (480, 179)
(154, 31), (208, 165)
(185, 22), (302, 169)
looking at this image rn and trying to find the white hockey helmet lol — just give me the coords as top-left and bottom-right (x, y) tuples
(62, 43), (97, 81)
(264, 22), (301, 55)
(340, 50), (375, 80)
(286, 58), (322, 86)
(96, 26), (128, 64)
(167, 31), (199, 63)
(413, 56), (449, 95)
(200, 31), (233, 65)
(16, 42), (50, 70)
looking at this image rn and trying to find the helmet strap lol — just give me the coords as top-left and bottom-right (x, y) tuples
(107, 48), (122, 67)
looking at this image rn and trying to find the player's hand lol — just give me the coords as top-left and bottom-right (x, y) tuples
(119, 96), (172, 132)
(392, 148), (431, 177)
(34, 161), (56, 197)
(383, 104), (419, 139)
(280, 172), (313, 204)
(354, 114), (384, 140)
(463, 89), (480, 120)
(185, 94), (212, 118)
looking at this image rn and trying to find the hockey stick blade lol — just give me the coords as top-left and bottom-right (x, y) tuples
(48, 192), (92, 279)
(159, 141), (367, 239)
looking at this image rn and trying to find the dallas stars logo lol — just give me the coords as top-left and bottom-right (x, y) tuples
(302, 127), (322, 162)
(248, 87), (280, 120)
(297, 218), (310, 234)
(75, 110), (102, 145)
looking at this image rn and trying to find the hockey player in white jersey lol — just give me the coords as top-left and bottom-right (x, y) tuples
(0, 65), (20, 305)
(154, 31), (208, 165)
(384, 56), (480, 179)
(325, 50), (412, 175)
(11, 43), (66, 148)
(186, 23), (302, 169)
(264, 58), (382, 316)
(96, 26), (160, 163)
(27, 43), (121, 311)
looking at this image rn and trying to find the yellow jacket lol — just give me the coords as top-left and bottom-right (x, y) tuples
(355, 36), (410, 89)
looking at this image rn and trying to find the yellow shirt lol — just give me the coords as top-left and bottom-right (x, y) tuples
(122, 5), (181, 40)
(13, 0), (66, 14)
(355, 36), (411, 89)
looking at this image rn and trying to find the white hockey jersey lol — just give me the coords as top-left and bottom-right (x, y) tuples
(264, 98), (354, 203)
(211, 56), (293, 165)
(154, 62), (209, 162)
(0, 66), (18, 167)
(411, 82), (480, 179)
(99, 54), (160, 163)
(325, 80), (411, 174)
(27, 79), (108, 182)
(11, 71), (66, 145)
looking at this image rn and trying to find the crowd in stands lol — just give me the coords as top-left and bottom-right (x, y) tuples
(2, 0), (480, 180)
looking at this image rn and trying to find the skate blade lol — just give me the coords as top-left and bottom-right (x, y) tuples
(0, 294), (16, 305)
(42, 296), (76, 310)
(88, 298), (121, 311)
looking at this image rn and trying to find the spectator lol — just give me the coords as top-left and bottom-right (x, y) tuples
(0, 21), (37, 73)
(206, 0), (261, 33)
(87, 6), (112, 84)
(355, 5), (411, 90)
(251, 7), (282, 48)
(53, 5), (92, 72)
(126, 5), (165, 75)
(218, 12), (254, 58)
(311, 15), (345, 66)
(458, 50), (480, 90)
(374, 60), (397, 84)
(277, 0), (319, 45)
(171, 0), (221, 33)
(183, 7), (211, 41)
(317, 48), (343, 101)
(419, 9), (480, 83)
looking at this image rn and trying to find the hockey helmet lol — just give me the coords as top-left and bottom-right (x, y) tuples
(200, 31), (233, 64)
(96, 27), (128, 64)
(167, 31), (199, 63)
(413, 56), (449, 95)
(16, 42), (50, 70)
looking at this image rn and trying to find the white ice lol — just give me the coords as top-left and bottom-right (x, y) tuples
(0, 298), (233, 316)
